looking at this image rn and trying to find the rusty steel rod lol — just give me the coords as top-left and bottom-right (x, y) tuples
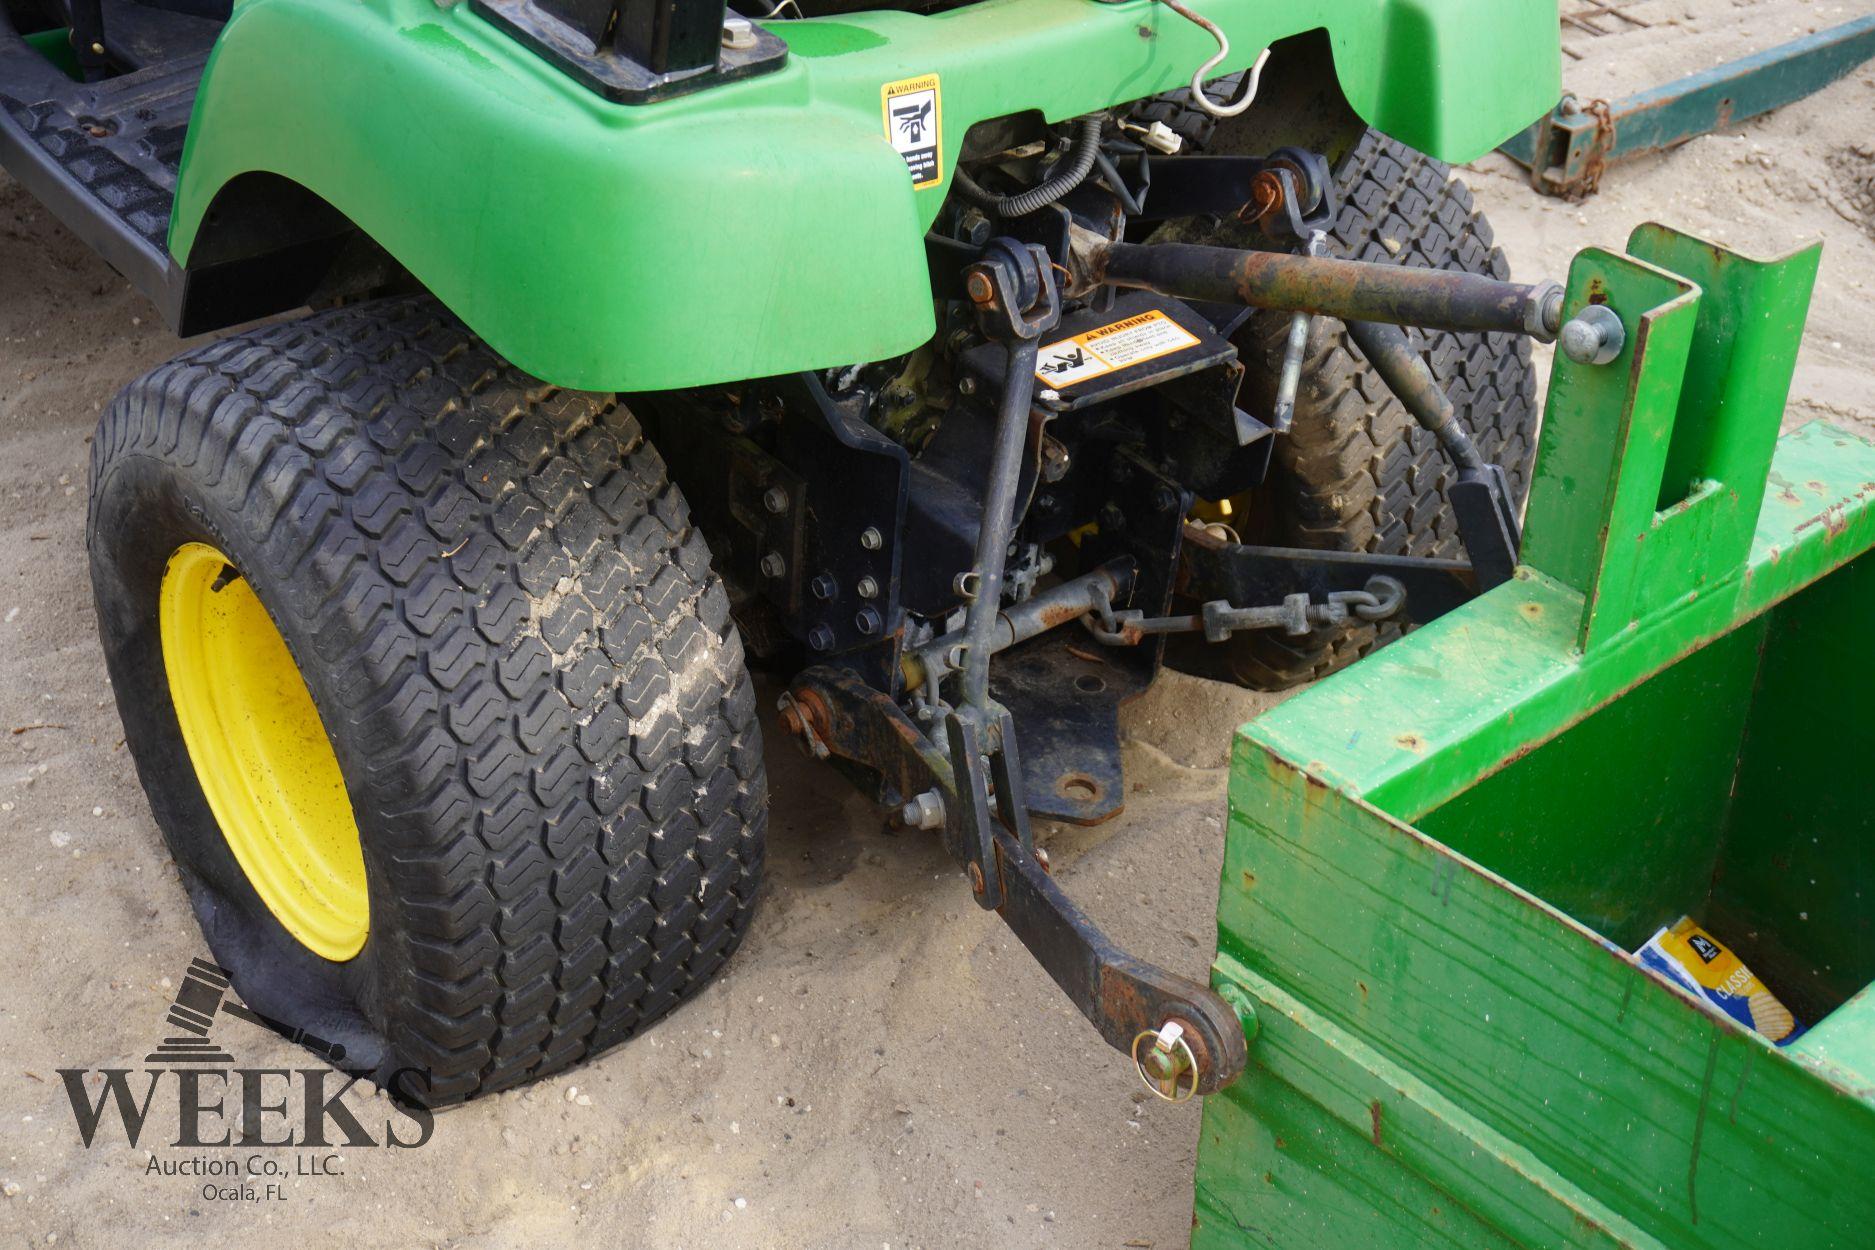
(1091, 241), (1564, 342)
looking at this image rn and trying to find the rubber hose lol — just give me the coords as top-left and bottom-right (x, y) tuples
(954, 116), (1104, 217)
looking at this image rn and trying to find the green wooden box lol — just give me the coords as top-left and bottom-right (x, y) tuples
(1195, 226), (1875, 1250)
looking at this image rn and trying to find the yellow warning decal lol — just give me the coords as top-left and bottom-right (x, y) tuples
(1035, 310), (1201, 387)
(882, 74), (942, 189)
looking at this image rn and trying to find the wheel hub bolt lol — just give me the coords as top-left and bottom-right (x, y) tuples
(811, 573), (838, 600)
(763, 485), (790, 514)
(760, 551), (787, 579)
(854, 606), (882, 635)
(807, 624), (835, 651)
(857, 576), (879, 599)
(860, 527), (883, 550)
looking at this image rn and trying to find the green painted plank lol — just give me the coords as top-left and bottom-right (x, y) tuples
(1198, 963), (1666, 1250)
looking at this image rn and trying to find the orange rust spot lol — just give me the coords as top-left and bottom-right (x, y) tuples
(1518, 602), (1543, 621)
(1241, 869), (1256, 889)
(1369, 1100), (1383, 1146)
(1395, 733), (1427, 753)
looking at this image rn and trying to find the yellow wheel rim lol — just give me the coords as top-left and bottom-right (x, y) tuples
(160, 543), (368, 961)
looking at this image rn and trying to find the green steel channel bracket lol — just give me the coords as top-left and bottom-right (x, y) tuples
(1500, 15), (1875, 197)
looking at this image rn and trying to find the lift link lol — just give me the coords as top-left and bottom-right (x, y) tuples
(948, 237), (1060, 910)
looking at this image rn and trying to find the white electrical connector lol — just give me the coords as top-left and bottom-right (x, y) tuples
(1140, 121), (1183, 155)
(1155, 0), (1270, 120)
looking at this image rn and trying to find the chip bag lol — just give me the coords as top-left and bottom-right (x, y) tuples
(1636, 916), (1803, 1045)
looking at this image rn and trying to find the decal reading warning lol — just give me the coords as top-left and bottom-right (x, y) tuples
(882, 75), (942, 189)
(1035, 311), (1201, 387)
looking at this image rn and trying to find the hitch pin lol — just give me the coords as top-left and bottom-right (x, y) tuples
(1131, 1020), (1199, 1102)
(1271, 312), (1309, 433)
(1270, 232), (1328, 433)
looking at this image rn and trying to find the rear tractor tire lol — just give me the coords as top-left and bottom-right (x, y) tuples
(87, 297), (766, 1105)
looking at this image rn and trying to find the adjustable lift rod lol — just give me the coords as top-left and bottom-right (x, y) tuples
(1084, 238), (1566, 342)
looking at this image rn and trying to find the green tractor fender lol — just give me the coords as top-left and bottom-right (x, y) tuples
(170, 0), (1559, 391)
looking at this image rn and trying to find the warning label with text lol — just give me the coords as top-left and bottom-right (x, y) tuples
(882, 75), (942, 189)
(1034, 310), (1201, 387)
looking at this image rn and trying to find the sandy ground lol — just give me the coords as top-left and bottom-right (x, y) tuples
(1, 2), (1873, 1246)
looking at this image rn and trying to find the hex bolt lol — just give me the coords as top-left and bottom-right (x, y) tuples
(759, 551), (786, 579)
(965, 271), (995, 305)
(1559, 303), (1626, 366)
(857, 576), (879, 599)
(810, 573), (838, 601)
(897, 789), (946, 831)
(854, 606), (882, 635)
(958, 376), (978, 396)
(720, 15), (756, 48)
(859, 526), (883, 550)
(763, 485), (790, 514)
(807, 624), (835, 651)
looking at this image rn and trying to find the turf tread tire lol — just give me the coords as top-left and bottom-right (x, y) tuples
(87, 296), (765, 1106)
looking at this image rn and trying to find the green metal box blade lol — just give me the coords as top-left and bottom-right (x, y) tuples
(168, 0), (1559, 392)
(1199, 228), (1875, 1249)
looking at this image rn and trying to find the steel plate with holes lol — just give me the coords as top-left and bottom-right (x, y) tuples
(990, 630), (1150, 825)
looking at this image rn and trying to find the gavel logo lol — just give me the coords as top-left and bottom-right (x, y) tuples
(145, 957), (346, 1065)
